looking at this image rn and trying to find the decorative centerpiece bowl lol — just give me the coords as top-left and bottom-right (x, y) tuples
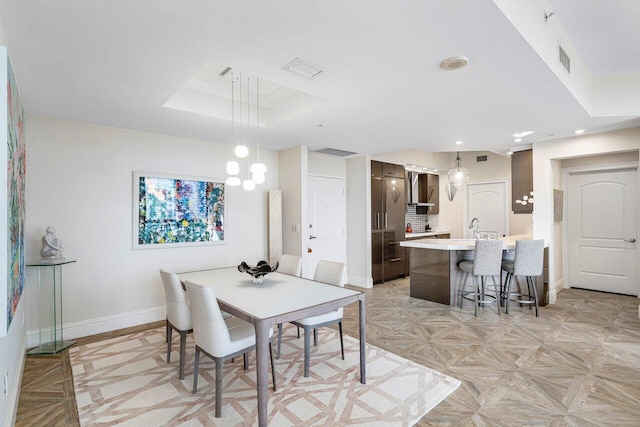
(238, 260), (279, 284)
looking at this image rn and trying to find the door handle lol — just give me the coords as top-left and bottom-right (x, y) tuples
(309, 235), (317, 240)
(384, 213), (388, 229)
(624, 238), (636, 243)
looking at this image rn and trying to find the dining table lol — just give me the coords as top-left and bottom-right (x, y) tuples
(178, 267), (366, 427)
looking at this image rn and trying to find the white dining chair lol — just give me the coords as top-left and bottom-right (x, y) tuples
(159, 269), (193, 380)
(185, 281), (276, 418)
(277, 254), (302, 276)
(275, 254), (303, 358)
(284, 260), (346, 377)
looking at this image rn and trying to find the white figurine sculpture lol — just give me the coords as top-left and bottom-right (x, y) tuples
(41, 226), (64, 261)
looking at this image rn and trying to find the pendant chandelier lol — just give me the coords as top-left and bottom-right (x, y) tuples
(225, 72), (241, 186)
(250, 77), (267, 184)
(225, 71), (267, 190)
(444, 151), (470, 201)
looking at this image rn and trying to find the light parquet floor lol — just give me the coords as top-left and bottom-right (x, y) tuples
(17, 280), (640, 426)
(342, 279), (640, 426)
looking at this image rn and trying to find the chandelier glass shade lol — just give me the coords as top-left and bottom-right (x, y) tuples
(234, 144), (249, 158)
(242, 178), (256, 191)
(225, 176), (241, 186)
(447, 151), (470, 187)
(226, 160), (239, 176)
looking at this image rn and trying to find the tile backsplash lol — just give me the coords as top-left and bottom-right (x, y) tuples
(405, 205), (437, 232)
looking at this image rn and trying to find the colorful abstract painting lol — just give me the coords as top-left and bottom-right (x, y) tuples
(133, 172), (225, 248)
(3, 47), (25, 336)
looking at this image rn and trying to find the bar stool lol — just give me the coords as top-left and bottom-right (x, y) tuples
(501, 239), (544, 317)
(458, 239), (504, 316)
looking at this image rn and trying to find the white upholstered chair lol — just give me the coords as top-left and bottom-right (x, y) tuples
(160, 269), (193, 379)
(185, 281), (276, 418)
(458, 239), (503, 316)
(277, 254), (302, 276)
(501, 239), (545, 317)
(275, 254), (303, 358)
(285, 260), (346, 377)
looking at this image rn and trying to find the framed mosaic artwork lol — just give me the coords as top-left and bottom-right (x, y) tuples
(2, 47), (25, 336)
(133, 172), (225, 249)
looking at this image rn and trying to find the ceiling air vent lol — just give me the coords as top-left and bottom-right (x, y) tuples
(218, 66), (232, 77)
(282, 57), (325, 79)
(559, 45), (570, 73)
(314, 148), (358, 157)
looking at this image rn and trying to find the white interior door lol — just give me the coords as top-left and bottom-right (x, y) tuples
(568, 168), (638, 295)
(465, 181), (508, 238)
(305, 175), (346, 278)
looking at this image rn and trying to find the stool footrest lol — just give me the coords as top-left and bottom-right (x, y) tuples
(461, 293), (497, 305)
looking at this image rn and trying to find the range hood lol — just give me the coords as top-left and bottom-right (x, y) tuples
(406, 171), (435, 206)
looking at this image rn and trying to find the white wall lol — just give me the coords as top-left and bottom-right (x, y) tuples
(533, 127), (640, 301)
(308, 152), (347, 177)
(24, 114), (279, 342)
(552, 159), (562, 289)
(346, 156), (371, 287)
(278, 146), (307, 258)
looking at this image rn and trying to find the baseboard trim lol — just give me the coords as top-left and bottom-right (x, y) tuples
(27, 306), (166, 348)
(547, 278), (563, 304)
(347, 275), (373, 289)
(5, 332), (26, 427)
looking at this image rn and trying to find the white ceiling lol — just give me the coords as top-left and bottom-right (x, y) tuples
(0, 0), (638, 157)
(547, 0), (640, 76)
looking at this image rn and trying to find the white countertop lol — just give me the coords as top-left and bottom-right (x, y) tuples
(405, 228), (450, 239)
(400, 234), (544, 250)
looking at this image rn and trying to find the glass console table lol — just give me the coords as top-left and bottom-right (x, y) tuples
(27, 259), (77, 354)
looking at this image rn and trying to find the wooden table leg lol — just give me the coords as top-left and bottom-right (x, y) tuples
(255, 319), (271, 427)
(358, 296), (366, 384)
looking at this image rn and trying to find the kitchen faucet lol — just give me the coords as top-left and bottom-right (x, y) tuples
(469, 218), (480, 239)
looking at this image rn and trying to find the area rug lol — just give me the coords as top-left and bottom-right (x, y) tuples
(70, 325), (460, 426)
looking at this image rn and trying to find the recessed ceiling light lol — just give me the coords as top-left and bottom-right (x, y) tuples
(574, 129), (585, 134)
(507, 151), (513, 155)
(512, 131), (535, 138)
(514, 138), (522, 143)
(455, 140), (464, 145)
(440, 56), (469, 71)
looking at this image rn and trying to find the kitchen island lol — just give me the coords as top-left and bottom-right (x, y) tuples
(399, 235), (548, 306)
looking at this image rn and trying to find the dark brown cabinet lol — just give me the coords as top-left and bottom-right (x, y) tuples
(511, 149), (533, 214)
(371, 160), (406, 284)
(403, 233), (450, 276)
(382, 162), (405, 178)
(425, 173), (439, 214)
